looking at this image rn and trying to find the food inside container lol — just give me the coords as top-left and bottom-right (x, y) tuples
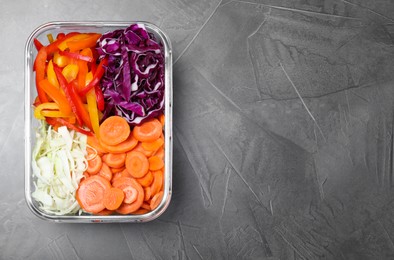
(25, 22), (172, 223)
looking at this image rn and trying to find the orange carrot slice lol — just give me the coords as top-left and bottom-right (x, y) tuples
(113, 177), (144, 214)
(148, 156), (164, 171)
(99, 133), (138, 154)
(76, 175), (111, 214)
(133, 118), (162, 142)
(103, 187), (125, 210)
(150, 191), (164, 210)
(87, 155), (102, 175)
(125, 151), (149, 178)
(103, 153), (126, 168)
(99, 116), (131, 146)
(136, 171), (154, 187)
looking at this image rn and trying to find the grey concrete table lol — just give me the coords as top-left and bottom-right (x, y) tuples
(2, 0), (394, 259)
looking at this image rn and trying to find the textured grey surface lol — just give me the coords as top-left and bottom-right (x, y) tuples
(2, 0), (394, 259)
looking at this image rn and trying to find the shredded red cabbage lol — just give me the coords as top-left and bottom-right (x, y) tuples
(97, 24), (165, 125)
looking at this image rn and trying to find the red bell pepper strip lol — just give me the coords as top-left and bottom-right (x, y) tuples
(78, 57), (108, 96)
(95, 85), (105, 112)
(33, 38), (44, 51)
(34, 47), (49, 103)
(53, 64), (83, 126)
(56, 33), (66, 40)
(59, 50), (94, 63)
(47, 117), (92, 136)
(69, 80), (93, 130)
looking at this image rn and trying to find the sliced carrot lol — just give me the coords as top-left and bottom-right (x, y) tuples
(87, 155), (102, 175)
(150, 170), (163, 196)
(98, 163), (112, 181)
(148, 156), (164, 171)
(103, 153), (126, 168)
(83, 172), (90, 179)
(96, 209), (114, 216)
(76, 175), (111, 214)
(113, 177), (144, 214)
(153, 147), (164, 160)
(144, 186), (151, 201)
(133, 142), (154, 157)
(125, 151), (149, 178)
(130, 208), (149, 215)
(158, 113), (165, 127)
(103, 187), (125, 210)
(141, 202), (151, 210)
(111, 166), (125, 174)
(141, 137), (164, 152)
(136, 171), (154, 187)
(99, 133), (138, 154)
(111, 168), (131, 184)
(133, 118), (162, 142)
(150, 191), (164, 210)
(87, 135), (108, 155)
(99, 116), (131, 146)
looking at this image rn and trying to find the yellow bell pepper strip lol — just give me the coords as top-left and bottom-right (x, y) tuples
(34, 102), (60, 119)
(33, 38), (44, 51)
(62, 64), (79, 83)
(69, 80), (93, 130)
(41, 110), (74, 118)
(38, 79), (72, 115)
(47, 60), (59, 88)
(34, 47), (49, 103)
(53, 51), (70, 68)
(79, 57), (108, 96)
(59, 50), (94, 63)
(47, 33), (54, 44)
(86, 88), (100, 138)
(67, 33), (101, 52)
(47, 117), (92, 136)
(58, 33), (91, 51)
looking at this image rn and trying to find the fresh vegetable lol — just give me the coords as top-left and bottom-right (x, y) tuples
(97, 24), (165, 125)
(132, 118), (162, 142)
(99, 116), (130, 146)
(31, 122), (87, 215)
(76, 175), (111, 214)
(31, 25), (167, 217)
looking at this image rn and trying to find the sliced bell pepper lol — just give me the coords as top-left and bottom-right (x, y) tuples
(45, 32), (80, 55)
(47, 33), (54, 44)
(86, 88), (100, 138)
(78, 57), (108, 96)
(47, 60), (59, 88)
(69, 80), (92, 130)
(62, 64), (79, 83)
(41, 110), (73, 118)
(47, 117), (92, 136)
(33, 38), (44, 51)
(38, 79), (72, 115)
(67, 33), (101, 52)
(53, 64), (82, 126)
(58, 33), (90, 51)
(53, 51), (70, 68)
(34, 102), (60, 119)
(56, 33), (65, 40)
(95, 85), (105, 112)
(59, 50), (94, 63)
(34, 47), (49, 103)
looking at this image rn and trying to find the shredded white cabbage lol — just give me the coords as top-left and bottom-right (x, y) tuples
(31, 122), (88, 215)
